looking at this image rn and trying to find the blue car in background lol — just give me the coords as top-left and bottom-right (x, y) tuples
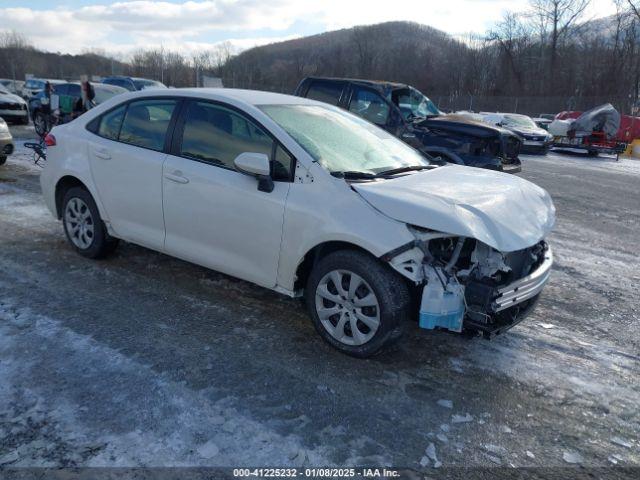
(101, 76), (167, 91)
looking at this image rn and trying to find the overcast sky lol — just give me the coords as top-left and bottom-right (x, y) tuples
(0, 0), (619, 57)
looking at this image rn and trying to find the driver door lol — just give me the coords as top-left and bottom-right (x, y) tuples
(162, 100), (293, 288)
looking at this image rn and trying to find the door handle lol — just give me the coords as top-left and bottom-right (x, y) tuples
(164, 172), (189, 184)
(94, 148), (111, 160)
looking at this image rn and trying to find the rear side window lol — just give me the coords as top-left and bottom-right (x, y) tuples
(97, 104), (127, 140)
(306, 81), (343, 106)
(67, 84), (81, 97)
(348, 88), (390, 126)
(119, 99), (177, 151)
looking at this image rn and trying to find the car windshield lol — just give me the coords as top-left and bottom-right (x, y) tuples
(133, 79), (166, 90)
(503, 115), (537, 129)
(392, 87), (440, 120)
(0, 85), (9, 94)
(260, 104), (429, 176)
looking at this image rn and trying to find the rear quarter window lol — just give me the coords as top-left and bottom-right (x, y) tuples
(96, 104), (127, 140)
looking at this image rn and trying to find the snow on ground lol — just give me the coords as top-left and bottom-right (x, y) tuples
(528, 149), (640, 175)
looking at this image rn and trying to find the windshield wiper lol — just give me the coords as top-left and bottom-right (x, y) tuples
(375, 165), (432, 177)
(330, 171), (377, 180)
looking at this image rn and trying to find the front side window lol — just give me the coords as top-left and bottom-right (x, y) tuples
(179, 101), (273, 170)
(306, 81), (343, 106)
(348, 88), (390, 126)
(391, 87), (440, 120)
(260, 104), (429, 175)
(119, 99), (177, 151)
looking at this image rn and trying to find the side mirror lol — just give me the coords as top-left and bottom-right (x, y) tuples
(233, 152), (274, 193)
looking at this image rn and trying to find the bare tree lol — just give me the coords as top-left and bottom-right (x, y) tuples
(351, 26), (377, 77)
(487, 13), (533, 93)
(0, 31), (33, 80)
(530, 0), (591, 71)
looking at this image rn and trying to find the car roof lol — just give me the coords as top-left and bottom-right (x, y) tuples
(303, 76), (409, 90)
(29, 78), (66, 84)
(119, 88), (322, 107)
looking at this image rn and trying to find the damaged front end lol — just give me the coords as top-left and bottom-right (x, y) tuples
(412, 116), (523, 173)
(387, 228), (553, 337)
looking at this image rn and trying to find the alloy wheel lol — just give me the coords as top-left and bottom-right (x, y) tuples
(314, 269), (380, 346)
(64, 197), (95, 249)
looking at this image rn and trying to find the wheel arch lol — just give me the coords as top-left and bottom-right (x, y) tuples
(293, 240), (381, 292)
(54, 175), (90, 219)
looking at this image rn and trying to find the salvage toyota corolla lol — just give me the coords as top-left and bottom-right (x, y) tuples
(40, 88), (555, 357)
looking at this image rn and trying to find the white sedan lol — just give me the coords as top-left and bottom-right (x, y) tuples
(40, 89), (555, 357)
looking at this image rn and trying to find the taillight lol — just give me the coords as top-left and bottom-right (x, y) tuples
(44, 133), (56, 147)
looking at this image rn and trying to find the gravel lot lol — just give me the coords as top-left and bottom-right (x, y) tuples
(0, 124), (638, 473)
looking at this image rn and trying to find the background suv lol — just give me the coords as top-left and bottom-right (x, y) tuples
(295, 77), (522, 173)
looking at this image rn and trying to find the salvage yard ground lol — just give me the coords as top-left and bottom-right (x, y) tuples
(0, 125), (638, 470)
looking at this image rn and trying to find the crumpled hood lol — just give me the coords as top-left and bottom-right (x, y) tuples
(353, 165), (555, 252)
(419, 114), (516, 139)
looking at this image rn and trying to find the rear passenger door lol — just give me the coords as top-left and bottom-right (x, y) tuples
(162, 99), (293, 288)
(87, 98), (179, 250)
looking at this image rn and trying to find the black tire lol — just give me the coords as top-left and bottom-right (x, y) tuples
(588, 150), (598, 157)
(305, 250), (411, 358)
(0, 156), (6, 166)
(62, 186), (119, 259)
(21, 116), (29, 125)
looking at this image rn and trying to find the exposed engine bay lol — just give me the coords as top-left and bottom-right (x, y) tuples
(388, 227), (552, 337)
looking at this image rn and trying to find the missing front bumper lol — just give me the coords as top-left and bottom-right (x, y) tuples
(419, 246), (553, 335)
(493, 248), (553, 312)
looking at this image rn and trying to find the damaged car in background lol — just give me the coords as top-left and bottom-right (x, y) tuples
(550, 103), (628, 157)
(295, 77), (524, 173)
(40, 89), (554, 357)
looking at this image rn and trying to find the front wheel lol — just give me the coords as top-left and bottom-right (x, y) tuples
(306, 250), (410, 358)
(62, 187), (119, 259)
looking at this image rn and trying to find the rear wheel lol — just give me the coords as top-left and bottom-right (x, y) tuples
(62, 187), (118, 259)
(34, 111), (48, 137)
(306, 250), (410, 358)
